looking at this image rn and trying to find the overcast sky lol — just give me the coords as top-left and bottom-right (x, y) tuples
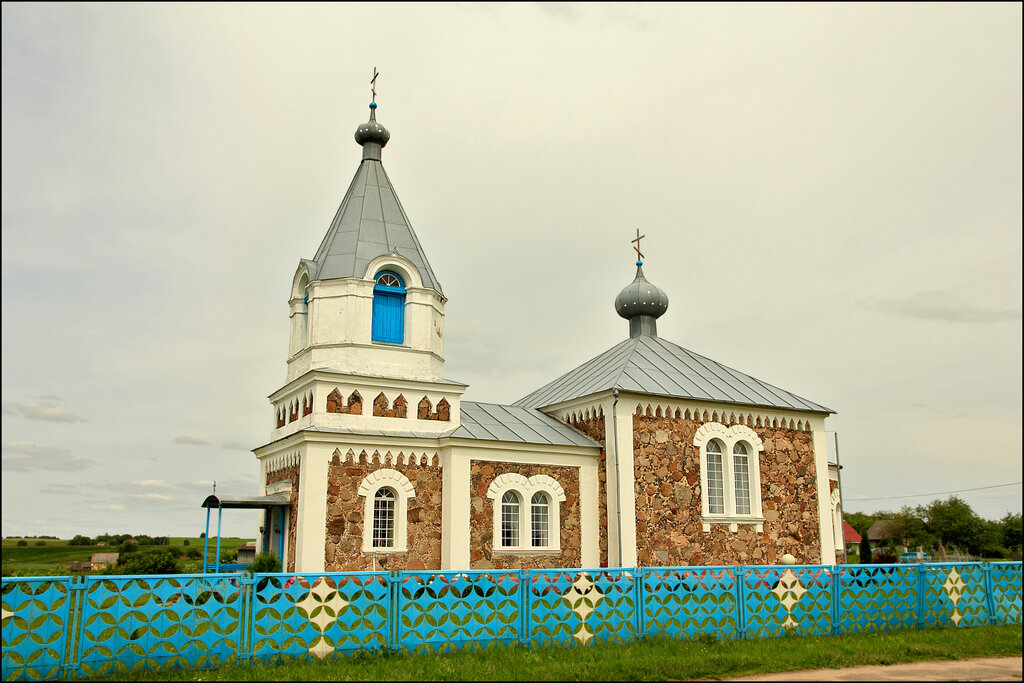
(3, 3), (1021, 539)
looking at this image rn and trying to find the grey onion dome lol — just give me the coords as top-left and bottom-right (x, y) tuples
(615, 264), (669, 320)
(354, 103), (390, 147)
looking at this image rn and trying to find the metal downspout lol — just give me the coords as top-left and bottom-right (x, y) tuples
(612, 389), (623, 567)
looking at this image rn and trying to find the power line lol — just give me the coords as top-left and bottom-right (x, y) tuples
(852, 481), (1022, 502)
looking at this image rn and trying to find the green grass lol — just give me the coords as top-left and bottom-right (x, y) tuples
(95, 624), (1022, 681)
(2, 537), (254, 576)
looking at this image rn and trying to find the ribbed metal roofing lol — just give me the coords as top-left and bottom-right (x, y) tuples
(445, 402), (600, 448)
(310, 158), (441, 293)
(514, 335), (832, 414)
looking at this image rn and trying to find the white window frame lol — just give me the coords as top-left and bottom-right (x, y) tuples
(693, 423), (765, 533)
(358, 469), (416, 553)
(486, 473), (565, 554)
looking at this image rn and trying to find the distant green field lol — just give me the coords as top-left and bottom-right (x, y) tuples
(1, 537), (255, 576)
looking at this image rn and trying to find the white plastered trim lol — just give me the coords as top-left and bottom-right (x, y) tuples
(486, 473), (565, 552)
(692, 422), (765, 532)
(363, 253), (425, 290)
(357, 468), (416, 553)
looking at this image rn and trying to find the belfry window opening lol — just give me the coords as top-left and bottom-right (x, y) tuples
(371, 271), (406, 344)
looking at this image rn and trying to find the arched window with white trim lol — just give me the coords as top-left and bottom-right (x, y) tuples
(694, 423), (766, 532)
(372, 487), (396, 548)
(500, 491), (521, 548)
(487, 473), (565, 553)
(358, 469), (416, 553)
(531, 492), (550, 547)
(733, 442), (751, 515)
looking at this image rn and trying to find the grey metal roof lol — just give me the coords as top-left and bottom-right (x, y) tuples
(202, 493), (291, 509)
(310, 159), (441, 293)
(514, 335), (832, 414)
(444, 402), (600, 448)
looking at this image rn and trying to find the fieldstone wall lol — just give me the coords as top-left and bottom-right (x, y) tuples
(323, 452), (443, 571)
(570, 415), (608, 567)
(633, 414), (820, 566)
(469, 461), (581, 569)
(265, 465), (300, 572)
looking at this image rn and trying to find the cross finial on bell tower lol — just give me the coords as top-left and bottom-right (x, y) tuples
(370, 67), (379, 105)
(631, 229), (645, 266)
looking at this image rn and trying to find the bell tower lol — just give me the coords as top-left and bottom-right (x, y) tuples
(285, 98), (446, 384)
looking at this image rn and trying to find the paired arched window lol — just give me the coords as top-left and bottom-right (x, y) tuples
(487, 473), (564, 552)
(371, 271), (406, 344)
(693, 423), (765, 531)
(357, 469), (416, 553)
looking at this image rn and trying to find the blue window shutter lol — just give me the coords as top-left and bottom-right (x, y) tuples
(372, 291), (405, 344)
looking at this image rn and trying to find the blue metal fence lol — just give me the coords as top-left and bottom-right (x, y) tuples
(2, 562), (1021, 681)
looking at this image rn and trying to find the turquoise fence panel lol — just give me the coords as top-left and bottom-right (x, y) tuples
(1, 577), (73, 682)
(395, 570), (521, 652)
(742, 565), (833, 638)
(836, 564), (917, 633)
(920, 563), (988, 628)
(527, 568), (638, 647)
(250, 572), (389, 663)
(641, 566), (739, 640)
(989, 562), (1022, 624)
(76, 573), (244, 679)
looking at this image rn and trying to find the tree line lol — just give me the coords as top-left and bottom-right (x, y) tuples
(845, 496), (1022, 562)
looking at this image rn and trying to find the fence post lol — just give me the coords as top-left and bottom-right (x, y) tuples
(389, 571), (399, 651)
(734, 566), (746, 639)
(519, 569), (530, 646)
(237, 574), (252, 663)
(63, 577), (87, 680)
(830, 565), (841, 636)
(915, 564), (927, 630)
(982, 563), (997, 625)
(633, 568), (645, 639)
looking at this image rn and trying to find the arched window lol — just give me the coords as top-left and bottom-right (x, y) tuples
(500, 491), (520, 548)
(693, 423), (766, 532)
(372, 487), (396, 548)
(733, 442), (751, 515)
(705, 440), (725, 514)
(371, 271), (406, 344)
(531, 492), (550, 547)
(357, 469), (416, 553)
(487, 473), (565, 553)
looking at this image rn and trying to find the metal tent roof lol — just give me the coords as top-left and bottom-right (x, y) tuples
(310, 158), (441, 292)
(514, 334), (832, 414)
(201, 493), (291, 509)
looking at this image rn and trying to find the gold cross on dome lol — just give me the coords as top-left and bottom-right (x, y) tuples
(631, 229), (645, 262)
(370, 67), (379, 103)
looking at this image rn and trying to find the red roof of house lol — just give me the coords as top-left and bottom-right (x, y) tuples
(843, 520), (862, 544)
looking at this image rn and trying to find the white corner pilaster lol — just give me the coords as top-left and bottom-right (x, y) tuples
(441, 448), (471, 570)
(579, 457), (600, 568)
(606, 397), (638, 568)
(295, 445), (328, 572)
(810, 419), (836, 564)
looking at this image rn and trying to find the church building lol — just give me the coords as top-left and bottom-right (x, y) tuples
(251, 97), (842, 573)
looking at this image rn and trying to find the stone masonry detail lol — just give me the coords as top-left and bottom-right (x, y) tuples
(265, 464), (300, 572)
(633, 414), (821, 566)
(326, 389), (363, 415)
(469, 461), (581, 570)
(324, 452), (442, 571)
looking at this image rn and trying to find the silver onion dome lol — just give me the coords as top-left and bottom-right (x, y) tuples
(615, 264), (669, 320)
(354, 103), (391, 147)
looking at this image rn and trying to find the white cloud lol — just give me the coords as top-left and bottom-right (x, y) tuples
(173, 436), (209, 446)
(1, 400), (85, 422)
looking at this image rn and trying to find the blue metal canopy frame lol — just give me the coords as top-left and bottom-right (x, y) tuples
(201, 493), (290, 573)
